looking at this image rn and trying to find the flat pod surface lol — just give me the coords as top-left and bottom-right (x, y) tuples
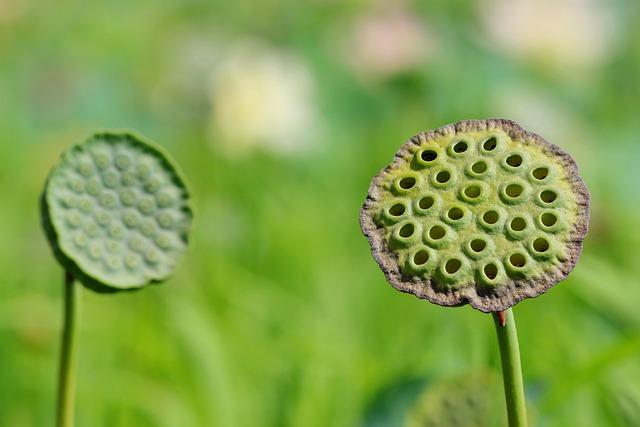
(42, 133), (193, 292)
(360, 119), (589, 312)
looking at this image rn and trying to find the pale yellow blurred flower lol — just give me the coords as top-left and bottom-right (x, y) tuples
(342, 5), (436, 80)
(481, 0), (618, 69)
(0, 0), (29, 26)
(208, 43), (317, 157)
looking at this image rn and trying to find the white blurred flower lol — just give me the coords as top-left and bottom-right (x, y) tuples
(208, 42), (317, 157)
(342, 6), (436, 80)
(480, 0), (618, 69)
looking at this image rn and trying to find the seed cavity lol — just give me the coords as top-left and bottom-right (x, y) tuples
(445, 259), (462, 274)
(421, 150), (437, 162)
(483, 137), (497, 151)
(506, 154), (523, 167)
(399, 223), (415, 238)
(429, 225), (446, 240)
(509, 253), (526, 268)
(399, 177), (416, 190)
(532, 167), (549, 180)
(484, 263), (498, 280)
(436, 171), (451, 184)
(414, 250), (429, 266)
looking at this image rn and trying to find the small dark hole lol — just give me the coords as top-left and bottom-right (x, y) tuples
(413, 250), (429, 265)
(510, 217), (526, 232)
(533, 238), (549, 253)
(445, 259), (462, 274)
(541, 212), (557, 227)
(453, 141), (468, 153)
(506, 154), (523, 167)
(436, 171), (451, 184)
(464, 185), (481, 199)
(399, 177), (416, 190)
(483, 137), (497, 151)
(532, 167), (549, 180)
(429, 225), (446, 240)
(509, 253), (527, 268)
(540, 190), (557, 203)
(389, 204), (405, 216)
(483, 210), (499, 225)
(506, 184), (523, 198)
(470, 239), (486, 252)
(471, 161), (487, 174)
(419, 196), (434, 210)
(421, 150), (437, 162)
(484, 263), (498, 280)
(448, 207), (464, 220)
(399, 223), (415, 238)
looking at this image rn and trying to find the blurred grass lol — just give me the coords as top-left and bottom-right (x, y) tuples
(1, 0), (639, 426)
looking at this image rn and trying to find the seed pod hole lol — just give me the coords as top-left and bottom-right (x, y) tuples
(510, 217), (526, 232)
(483, 137), (497, 151)
(429, 225), (446, 240)
(453, 141), (468, 153)
(419, 196), (434, 210)
(540, 190), (558, 204)
(541, 212), (557, 227)
(447, 207), (464, 221)
(506, 184), (523, 198)
(399, 223), (415, 238)
(414, 250), (430, 265)
(506, 154), (523, 167)
(483, 210), (499, 225)
(509, 253), (527, 268)
(389, 203), (406, 216)
(484, 263), (498, 280)
(470, 239), (487, 252)
(421, 150), (438, 162)
(445, 258), (462, 274)
(533, 238), (550, 253)
(464, 185), (481, 199)
(436, 171), (451, 184)
(472, 161), (487, 174)
(399, 177), (416, 190)
(532, 167), (549, 180)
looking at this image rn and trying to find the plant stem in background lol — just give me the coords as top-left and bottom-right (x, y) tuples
(56, 271), (80, 427)
(493, 308), (527, 427)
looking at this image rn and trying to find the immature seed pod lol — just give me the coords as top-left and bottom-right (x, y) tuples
(360, 119), (589, 312)
(41, 132), (193, 292)
(405, 373), (504, 427)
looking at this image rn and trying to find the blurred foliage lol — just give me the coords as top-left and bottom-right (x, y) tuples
(0, 0), (639, 426)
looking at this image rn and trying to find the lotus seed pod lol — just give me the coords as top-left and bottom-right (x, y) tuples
(41, 132), (193, 292)
(404, 373), (504, 427)
(360, 119), (589, 312)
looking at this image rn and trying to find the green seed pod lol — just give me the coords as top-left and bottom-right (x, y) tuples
(360, 119), (589, 312)
(404, 373), (505, 427)
(41, 132), (193, 292)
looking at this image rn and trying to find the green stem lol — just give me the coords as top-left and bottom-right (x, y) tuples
(56, 271), (80, 427)
(493, 308), (527, 427)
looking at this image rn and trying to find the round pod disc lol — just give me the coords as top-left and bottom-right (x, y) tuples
(360, 119), (589, 312)
(41, 132), (193, 292)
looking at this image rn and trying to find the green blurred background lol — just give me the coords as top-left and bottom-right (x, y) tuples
(1, 0), (639, 425)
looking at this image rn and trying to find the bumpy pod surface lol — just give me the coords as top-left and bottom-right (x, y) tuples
(360, 119), (589, 312)
(41, 133), (193, 292)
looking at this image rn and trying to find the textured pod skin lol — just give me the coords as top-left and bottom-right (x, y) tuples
(41, 132), (193, 292)
(360, 119), (589, 312)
